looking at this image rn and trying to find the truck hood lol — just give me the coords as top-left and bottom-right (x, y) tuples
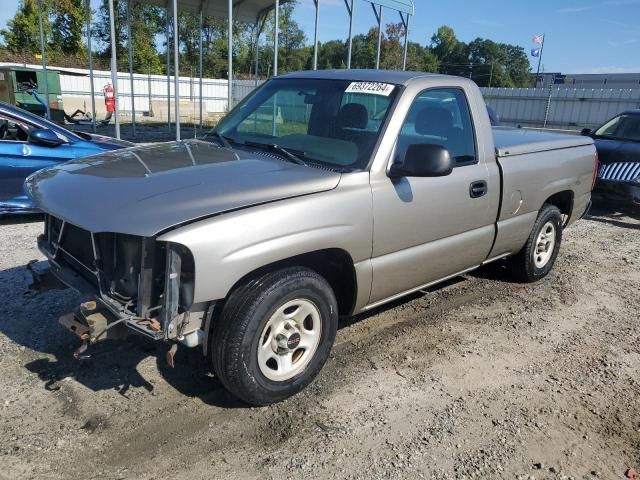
(26, 140), (342, 236)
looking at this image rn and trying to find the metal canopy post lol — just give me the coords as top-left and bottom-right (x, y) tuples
(372, 4), (382, 69)
(172, 0), (180, 140)
(108, 0), (120, 139)
(228, 0), (233, 111)
(400, 12), (410, 71)
(273, 0), (279, 77)
(312, 0), (319, 70)
(364, 1), (414, 70)
(37, 0), (51, 119)
(85, 0), (96, 132)
(254, 21), (260, 86)
(344, 0), (354, 69)
(199, 9), (203, 131)
(166, 4), (171, 133)
(127, 0), (136, 136)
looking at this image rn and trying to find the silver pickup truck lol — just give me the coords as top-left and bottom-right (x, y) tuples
(27, 70), (597, 405)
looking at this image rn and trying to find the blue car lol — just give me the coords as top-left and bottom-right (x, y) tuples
(0, 102), (132, 214)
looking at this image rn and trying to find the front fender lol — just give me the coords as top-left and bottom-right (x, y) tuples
(157, 172), (373, 304)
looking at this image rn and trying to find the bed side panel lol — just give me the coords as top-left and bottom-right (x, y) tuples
(489, 144), (595, 257)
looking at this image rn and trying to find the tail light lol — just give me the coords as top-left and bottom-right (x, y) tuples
(591, 150), (599, 191)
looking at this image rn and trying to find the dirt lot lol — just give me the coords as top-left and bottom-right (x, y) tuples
(0, 205), (639, 480)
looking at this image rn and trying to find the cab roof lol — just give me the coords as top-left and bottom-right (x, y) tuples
(278, 69), (459, 86)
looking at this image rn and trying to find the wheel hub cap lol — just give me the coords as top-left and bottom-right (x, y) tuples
(272, 322), (302, 353)
(258, 299), (322, 382)
(533, 221), (556, 268)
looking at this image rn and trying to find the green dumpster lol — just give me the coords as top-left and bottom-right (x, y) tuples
(0, 67), (65, 123)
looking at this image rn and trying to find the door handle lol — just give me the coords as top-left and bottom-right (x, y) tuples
(469, 180), (487, 198)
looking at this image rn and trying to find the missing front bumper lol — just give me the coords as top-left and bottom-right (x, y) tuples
(58, 300), (131, 358)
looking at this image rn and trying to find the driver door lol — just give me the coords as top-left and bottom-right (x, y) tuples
(369, 87), (496, 304)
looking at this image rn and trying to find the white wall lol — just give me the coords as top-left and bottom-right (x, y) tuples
(0, 62), (263, 121)
(482, 87), (640, 130)
(60, 68), (230, 114)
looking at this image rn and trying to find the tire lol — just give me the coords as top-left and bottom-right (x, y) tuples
(508, 204), (563, 283)
(211, 267), (338, 406)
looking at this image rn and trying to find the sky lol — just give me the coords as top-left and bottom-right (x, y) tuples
(1, 0), (639, 74)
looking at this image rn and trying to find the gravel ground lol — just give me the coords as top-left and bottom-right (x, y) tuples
(72, 122), (206, 143)
(0, 204), (639, 480)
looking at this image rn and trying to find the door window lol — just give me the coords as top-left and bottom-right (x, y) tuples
(0, 115), (31, 142)
(397, 88), (477, 166)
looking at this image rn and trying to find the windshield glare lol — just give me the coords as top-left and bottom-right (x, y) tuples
(211, 78), (399, 170)
(594, 114), (640, 141)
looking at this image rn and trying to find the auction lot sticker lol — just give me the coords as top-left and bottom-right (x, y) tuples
(345, 82), (395, 96)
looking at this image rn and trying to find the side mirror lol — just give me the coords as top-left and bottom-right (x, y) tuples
(29, 128), (64, 147)
(580, 128), (592, 137)
(389, 144), (454, 178)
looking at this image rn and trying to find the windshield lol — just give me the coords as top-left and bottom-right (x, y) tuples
(594, 113), (640, 141)
(209, 78), (400, 170)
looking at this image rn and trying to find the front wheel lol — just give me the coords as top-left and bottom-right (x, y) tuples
(508, 204), (563, 282)
(211, 267), (338, 406)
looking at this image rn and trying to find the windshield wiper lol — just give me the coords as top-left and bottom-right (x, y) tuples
(243, 140), (308, 166)
(209, 131), (233, 149)
(72, 130), (93, 140)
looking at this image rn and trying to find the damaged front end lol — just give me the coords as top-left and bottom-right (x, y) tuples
(35, 214), (208, 358)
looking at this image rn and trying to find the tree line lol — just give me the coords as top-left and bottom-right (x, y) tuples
(1, 0), (531, 87)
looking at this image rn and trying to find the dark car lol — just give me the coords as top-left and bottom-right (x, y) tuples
(583, 110), (640, 206)
(0, 102), (132, 215)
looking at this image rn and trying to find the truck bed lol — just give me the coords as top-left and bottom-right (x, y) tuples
(493, 126), (593, 157)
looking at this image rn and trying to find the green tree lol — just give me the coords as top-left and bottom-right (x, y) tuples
(405, 42), (439, 72)
(429, 25), (530, 86)
(467, 37), (530, 87)
(430, 25), (469, 76)
(317, 40), (346, 69)
(94, 0), (163, 74)
(351, 28), (378, 69)
(502, 44), (530, 87)
(52, 0), (86, 55)
(380, 22), (403, 70)
(2, 0), (87, 58)
(1, 0), (52, 55)
(264, 0), (307, 74)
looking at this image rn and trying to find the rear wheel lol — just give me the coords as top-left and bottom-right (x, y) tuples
(211, 267), (338, 406)
(508, 204), (563, 282)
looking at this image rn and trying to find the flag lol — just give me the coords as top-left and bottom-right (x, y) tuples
(531, 48), (541, 57)
(532, 34), (543, 45)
